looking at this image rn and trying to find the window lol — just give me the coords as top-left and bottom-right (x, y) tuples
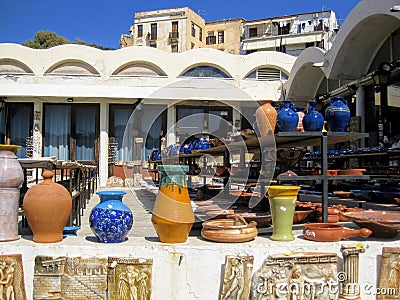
(249, 28), (257, 38)
(305, 42), (315, 48)
(191, 43), (195, 49)
(199, 28), (203, 42)
(137, 25), (143, 38)
(191, 23), (196, 37)
(0, 102), (33, 158)
(150, 23), (157, 40)
(172, 21), (178, 33)
(218, 31), (224, 44)
(172, 44), (178, 53)
(245, 68), (289, 81)
(206, 32), (216, 45)
(181, 65), (231, 78)
(44, 103), (99, 162)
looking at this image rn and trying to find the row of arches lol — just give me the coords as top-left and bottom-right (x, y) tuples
(0, 57), (289, 80)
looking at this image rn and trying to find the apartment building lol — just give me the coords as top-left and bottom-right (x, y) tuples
(120, 7), (205, 52)
(241, 10), (339, 56)
(120, 7), (338, 57)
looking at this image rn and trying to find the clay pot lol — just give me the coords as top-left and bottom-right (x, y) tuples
(255, 100), (277, 136)
(23, 170), (72, 243)
(0, 145), (24, 242)
(303, 223), (372, 242)
(89, 191), (133, 243)
(327, 170), (338, 176)
(152, 165), (194, 243)
(315, 206), (340, 223)
(238, 212), (272, 228)
(201, 214), (258, 243)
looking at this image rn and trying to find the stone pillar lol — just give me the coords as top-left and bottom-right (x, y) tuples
(338, 244), (365, 300)
(356, 86), (365, 148)
(98, 100), (108, 187)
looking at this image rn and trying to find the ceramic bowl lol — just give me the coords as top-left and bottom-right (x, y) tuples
(293, 209), (313, 224)
(303, 223), (372, 242)
(327, 170), (338, 176)
(338, 169), (367, 176)
(201, 215), (258, 243)
(342, 210), (400, 238)
(333, 191), (353, 198)
(237, 212), (272, 228)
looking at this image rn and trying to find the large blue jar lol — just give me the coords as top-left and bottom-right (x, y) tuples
(89, 190), (133, 243)
(303, 100), (324, 131)
(276, 100), (299, 132)
(325, 96), (351, 132)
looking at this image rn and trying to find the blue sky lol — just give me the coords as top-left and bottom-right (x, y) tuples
(0, 0), (361, 49)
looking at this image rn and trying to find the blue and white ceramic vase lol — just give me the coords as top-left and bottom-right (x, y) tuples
(303, 100), (324, 131)
(89, 190), (133, 243)
(276, 100), (299, 132)
(325, 96), (351, 132)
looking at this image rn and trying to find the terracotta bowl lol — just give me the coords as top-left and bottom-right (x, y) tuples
(303, 223), (372, 242)
(339, 207), (364, 222)
(338, 169), (367, 176)
(342, 210), (400, 238)
(333, 191), (353, 198)
(293, 209), (313, 224)
(201, 215), (258, 243)
(327, 170), (338, 176)
(237, 212), (272, 228)
(395, 198), (400, 205)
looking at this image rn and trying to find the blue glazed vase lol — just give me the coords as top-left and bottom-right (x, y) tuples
(276, 100), (299, 132)
(89, 190), (133, 243)
(303, 100), (324, 131)
(325, 96), (351, 132)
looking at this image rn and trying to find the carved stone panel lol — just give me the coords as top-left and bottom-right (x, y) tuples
(250, 252), (338, 300)
(220, 255), (254, 300)
(33, 256), (107, 299)
(378, 247), (400, 300)
(107, 257), (153, 300)
(0, 254), (26, 300)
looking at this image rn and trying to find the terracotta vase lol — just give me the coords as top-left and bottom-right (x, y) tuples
(268, 185), (300, 241)
(255, 100), (277, 136)
(0, 145), (24, 241)
(151, 165), (194, 243)
(23, 170), (72, 243)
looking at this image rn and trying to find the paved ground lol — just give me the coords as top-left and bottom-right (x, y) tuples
(78, 183), (159, 238)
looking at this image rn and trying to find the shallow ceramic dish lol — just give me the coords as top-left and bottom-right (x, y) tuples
(237, 212), (272, 228)
(343, 210), (400, 238)
(327, 170), (338, 176)
(303, 223), (372, 242)
(338, 169), (366, 176)
(333, 191), (353, 198)
(201, 215), (258, 243)
(293, 209), (313, 224)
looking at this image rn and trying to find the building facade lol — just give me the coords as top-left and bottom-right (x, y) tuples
(120, 7), (338, 57)
(241, 10), (338, 56)
(0, 45), (295, 186)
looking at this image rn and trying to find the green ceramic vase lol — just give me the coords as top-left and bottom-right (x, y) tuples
(268, 185), (300, 241)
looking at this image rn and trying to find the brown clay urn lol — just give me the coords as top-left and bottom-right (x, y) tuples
(23, 170), (72, 243)
(303, 223), (372, 242)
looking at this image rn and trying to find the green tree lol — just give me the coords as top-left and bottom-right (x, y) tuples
(22, 30), (115, 50)
(22, 30), (70, 49)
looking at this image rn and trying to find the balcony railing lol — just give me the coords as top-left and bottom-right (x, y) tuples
(169, 32), (179, 40)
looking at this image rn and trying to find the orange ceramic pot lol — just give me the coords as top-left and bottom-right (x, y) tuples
(23, 170), (72, 243)
(151, 165), (194, 243)
(255, 100), (277, 136)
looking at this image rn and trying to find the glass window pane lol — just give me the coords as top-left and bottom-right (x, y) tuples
(8, 105), (31, 158)
(75, 107), (96, 161)
(44, 104), (71, 160)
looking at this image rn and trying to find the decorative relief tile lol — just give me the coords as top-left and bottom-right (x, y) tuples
(250, 252), (338, 300)
(0, 254), (26, 300)
(378, 247), (400, 300)
(220, 255), (254, 300)
(107, 257), (152, 300)
(33, 256), (107, 299)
